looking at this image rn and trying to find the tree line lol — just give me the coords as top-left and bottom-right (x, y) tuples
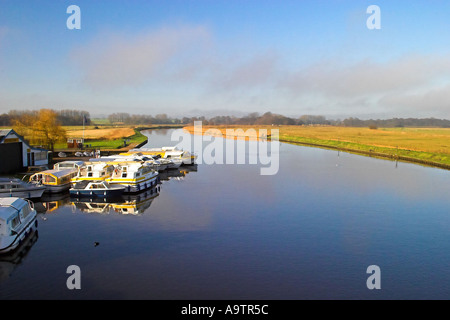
(105, 112), (332, 126)
(2, 108), (450, 129)
(0, 109), (91, 126)
(107, 112), (450, 127)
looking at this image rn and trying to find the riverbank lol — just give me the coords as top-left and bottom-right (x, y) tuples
(183, 125), (450, 170)
(52, 125), (185, 163)
(55, 124), (184, 153)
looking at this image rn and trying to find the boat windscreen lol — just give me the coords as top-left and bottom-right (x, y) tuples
(74, 181), (89, 189)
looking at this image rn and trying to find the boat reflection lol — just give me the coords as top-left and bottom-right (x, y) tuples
(158, 164), (198, 182)
(71, 186), (161, 216)
(33, 193), (71, 214)
(32, 166), (198, 216)
(0, 229), (39, 283)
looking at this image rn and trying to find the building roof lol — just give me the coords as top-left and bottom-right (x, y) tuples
(0, 129), (13, 143)
(0, 128), (49, 152)
(0, 129), (12, 135)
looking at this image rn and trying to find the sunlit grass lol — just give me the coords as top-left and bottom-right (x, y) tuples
(55, 128), (148, 150)
(184, 125), (450, 168)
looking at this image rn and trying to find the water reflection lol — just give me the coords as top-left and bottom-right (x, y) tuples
(31, 166), (198, 217)
(0, 229), (39, 283)
(69, 166), (198, 216)
(34, 193), (71, 214)
(71, 186), (160, 215)
(159, 164), (198, 181)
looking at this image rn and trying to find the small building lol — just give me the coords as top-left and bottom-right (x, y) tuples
(67, 138), (84, 149)
(0, 129), (49, 173)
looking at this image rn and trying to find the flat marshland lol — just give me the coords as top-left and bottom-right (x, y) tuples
(184, 125), (450, 169)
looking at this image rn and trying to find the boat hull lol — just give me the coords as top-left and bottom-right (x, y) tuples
(108, 174), (159, 193)
(0, 216), (38, 254)
(69, 188), (125, 198)
(42, 183), (71, 193)
(0, 188), (45, 199)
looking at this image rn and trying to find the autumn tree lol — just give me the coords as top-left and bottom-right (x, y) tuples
(13, 109), (67, 151)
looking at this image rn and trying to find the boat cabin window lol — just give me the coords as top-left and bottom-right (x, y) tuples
(44, 175), (56, 183)
(0, 185), (4, 189)
(122, 173), (127, 178)
(10, 214), (21, 231)
(87, 166), (93, 171)
(88, 172), (93, 177)
(21, 204), (31, 219)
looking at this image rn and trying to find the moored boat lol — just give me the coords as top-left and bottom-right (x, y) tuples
(53, 160), (85, 171)
(0, 197), (38, 254)
(105, 161), (159, 193)
(90, 154), (169, 171)
(0, 178), (46, 199)
(70, 161), (115, 185)
(29, 168), (78, 193)
(69, 180), (126, 198)
(121, 146), (197, 165)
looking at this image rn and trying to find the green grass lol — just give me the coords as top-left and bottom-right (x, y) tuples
(184, 124), (450, 170)
(54, 128), (148, 150)
(278, 134), (450, 168)
(90, 118), (110, 126)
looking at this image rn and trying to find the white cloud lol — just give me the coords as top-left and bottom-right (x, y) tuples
(71, 25), (211, 88)
(208, 51), (280, 91)
(277, 54), (450, 118)
(69, 25), (450, 118)
(379, 84), (450, 118)
(281, 54), (450, 98)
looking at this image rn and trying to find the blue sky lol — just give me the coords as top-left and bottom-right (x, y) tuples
(1, 0), (450, 119)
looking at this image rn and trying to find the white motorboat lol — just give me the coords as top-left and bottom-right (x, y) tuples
(121, 146), (197, 165)
(90, 154), (169, 171)
(0, 178), (46, 199)
(105, 161), (159, 193)
(0, 197), (38, 254)
(70, 161), (115, 185)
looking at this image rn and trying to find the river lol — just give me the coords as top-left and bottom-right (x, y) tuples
(0, 128), (449, 299)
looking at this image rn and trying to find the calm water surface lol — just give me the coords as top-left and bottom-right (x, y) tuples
(0, 129), (449, 299)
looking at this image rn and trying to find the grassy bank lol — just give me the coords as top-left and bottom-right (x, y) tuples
(183, 125), (450, 170)
(54, 127), (147, 151)
(54, 124), (184, 151)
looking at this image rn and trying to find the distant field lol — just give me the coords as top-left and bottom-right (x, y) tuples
(184, 125), (450, 169)
(55, 126), (148, 150)
(65, 127), (135, 140)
